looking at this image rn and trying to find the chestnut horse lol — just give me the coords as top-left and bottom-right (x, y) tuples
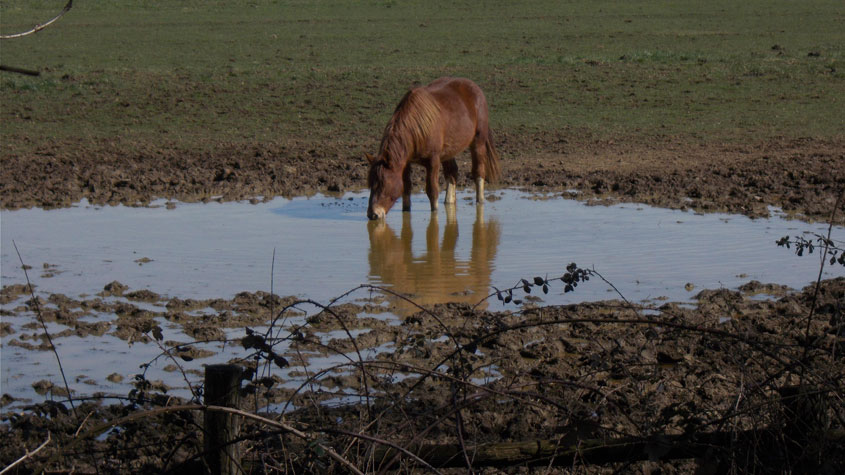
(366, 77), (500, 220)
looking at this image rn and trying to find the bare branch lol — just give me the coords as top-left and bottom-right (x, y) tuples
(0, 432), (51, 475)
(0, 65), (40, 76)
(0, 0), (73, 40)
(13, 241), (77, 417)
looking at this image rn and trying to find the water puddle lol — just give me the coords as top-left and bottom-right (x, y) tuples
(2, 190), (842, 402)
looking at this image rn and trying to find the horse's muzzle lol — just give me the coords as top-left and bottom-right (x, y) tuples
(367, 206), (386, 220)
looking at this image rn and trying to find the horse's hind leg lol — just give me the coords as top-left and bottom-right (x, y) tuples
(470, 139), (486, 203)
(476, 176), (485, 203)
(443, 159), (458, 205)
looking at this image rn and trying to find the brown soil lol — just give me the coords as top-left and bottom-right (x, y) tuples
(1, 132), (844, 472)
(1, 276), (844, 472)
(1, 135), (843, 223)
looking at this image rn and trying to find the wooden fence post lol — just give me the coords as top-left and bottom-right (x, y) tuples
(204, 364), (244, 475)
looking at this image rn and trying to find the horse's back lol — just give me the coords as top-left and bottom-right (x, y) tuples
(421, 78), (488, 152)
(425, 77), (481, 94)
(424, 77), (486, 117)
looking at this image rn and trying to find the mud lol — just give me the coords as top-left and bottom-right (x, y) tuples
(2, 276), (844, 472)
(2, 129), (844, 471)
(1, 135), (843, 224)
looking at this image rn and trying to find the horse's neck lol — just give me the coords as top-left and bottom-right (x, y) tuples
(383, 133), (411, 169)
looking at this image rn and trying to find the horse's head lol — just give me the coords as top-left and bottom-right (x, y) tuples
(366, 153), (403, 220)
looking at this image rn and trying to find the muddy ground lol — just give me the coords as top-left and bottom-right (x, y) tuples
(1, 133), (844, 472)
(1, 135), (843, 224)
(1, 272), (844, 473)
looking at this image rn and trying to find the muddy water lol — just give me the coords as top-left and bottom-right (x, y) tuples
(3, 190), (840, 305)
(2, 190), (843, 402)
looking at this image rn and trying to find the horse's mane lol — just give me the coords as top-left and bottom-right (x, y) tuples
(378, 87), (441, 169)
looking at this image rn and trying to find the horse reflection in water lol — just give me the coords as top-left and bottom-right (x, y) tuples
(367, 204), (500, 314)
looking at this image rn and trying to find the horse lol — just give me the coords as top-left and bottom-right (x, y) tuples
(366, 77), (501, 220)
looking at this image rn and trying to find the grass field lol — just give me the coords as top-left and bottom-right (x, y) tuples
(1, 0), (843, 156)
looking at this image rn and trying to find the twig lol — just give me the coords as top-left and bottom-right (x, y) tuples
(323, 428), (444, 475)
(590, 268), (639, 318)
(376, 390), (495, 474)
(212, 406), (371, 475)
(451, 386), (473, 471)
(12, 241), (77, 417)
(269, 284), (461, 349)
(276, 299), (375, 417)
(0, 65), (40, 76)
(73, 410), (95, 437)
(264, 246), (277, 415)
(473, 263), (593, 312)
(0, 0), (73, 40)
(213, 406), (366, 475)
(0, 432), (51, 474)
(41, 404), (365, 475)
(800, 187), (843, 373)
(260, 283), (471, 417)
(147, 335), (199, 400)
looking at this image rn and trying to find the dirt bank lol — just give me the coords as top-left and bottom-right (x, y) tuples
(2, 134), (843, 223)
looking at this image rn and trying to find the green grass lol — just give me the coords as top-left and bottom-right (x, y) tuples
(1, 0), (842, 155)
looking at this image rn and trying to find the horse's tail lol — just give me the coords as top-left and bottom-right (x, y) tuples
(482, 128), (501, 184)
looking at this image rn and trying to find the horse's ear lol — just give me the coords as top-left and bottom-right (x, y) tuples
(365, 153), (375, 164)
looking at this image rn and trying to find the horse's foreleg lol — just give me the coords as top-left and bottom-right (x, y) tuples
(402, 165), (412, 211)
(443, 159), (458, 205)
(425, 159), (440, 212)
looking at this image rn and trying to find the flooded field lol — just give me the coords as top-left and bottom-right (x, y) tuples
(2, 190), (843, 403)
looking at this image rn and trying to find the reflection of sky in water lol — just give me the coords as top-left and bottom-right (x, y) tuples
(4, 190), (840, 306)
(1, 190), (843, 403)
